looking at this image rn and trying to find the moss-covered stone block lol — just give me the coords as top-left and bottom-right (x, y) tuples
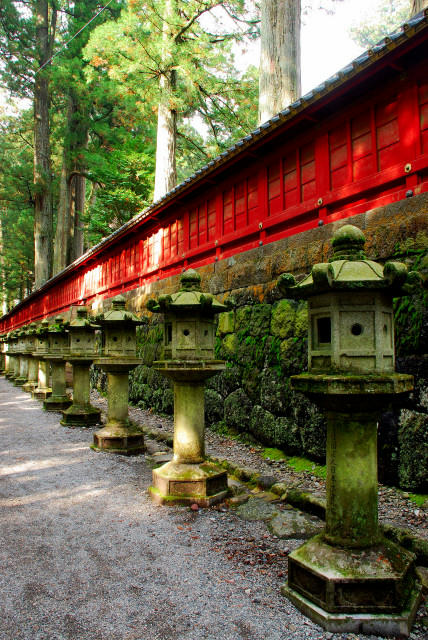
(217, 311), (235, 336)
(290, 391), (326, 460)
(235, 306), (252, 332)
(277, 416), (302, 453)
(249, 405), (278, 445)
(271, 299), (296, 339)
(205, 388), (224, 425)
(260, 367), (290, 415)
(280, 337), (307, 375)
(224, 388), (253, 432)
(220, 333), (239, 358)
(242, 366), (262, 402)
(398, 409), (428, 491)
(206, 365), (241, 399)
(161, 388), (174, 414)
(248, 304), (271, 336)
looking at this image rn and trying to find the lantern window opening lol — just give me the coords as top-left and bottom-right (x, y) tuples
(317, 316), (331, 345)
(165, 323), (172, 345)
(351, 323), (364, 336)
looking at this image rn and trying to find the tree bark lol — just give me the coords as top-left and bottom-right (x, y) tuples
(0, 213), (7, 315)
(33, 0), (55, 288)
(153, 0), (177, 202)
(411, 0), (428, 14)
(53, 145), (72, 274)
(258, 0), (301, 125)
(153, 70), (177, 201)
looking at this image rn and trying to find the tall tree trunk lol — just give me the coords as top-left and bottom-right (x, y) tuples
(53, 146), (72, 274)
(33, 0), (56, 288)
(411, 0), (428, 14)
(0, 213), (7, 315)
(154, 70), (177, 201)
(153, 0), (177, 201)
(258, 0), (301, 125)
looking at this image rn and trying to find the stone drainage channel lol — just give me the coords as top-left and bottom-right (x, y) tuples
(0, 378), (426, 640)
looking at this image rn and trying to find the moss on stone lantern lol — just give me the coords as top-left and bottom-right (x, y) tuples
(0, 333), (6, 375)
(43, 316), (72, 411)
(147, 269), (229, 507)
(92, 295), (145, 455)
(278, 224), (421, 636)
(13, 327), (29, 386)
(32, 319), (52, 400)
(61, 306), (101, 427)
(22, 323), (39, 393)
(7, 331), (20, 381)
(3, 333), (13, 378)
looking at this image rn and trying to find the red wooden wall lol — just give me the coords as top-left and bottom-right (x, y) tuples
(2, 57), (428, 332)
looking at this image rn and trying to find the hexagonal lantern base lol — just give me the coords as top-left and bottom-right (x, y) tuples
(282, 534), (421, 637)
(60, 405), (101, 427)
(32, 388), (52, 400)
(92, 424), (145, 456)
(43, 395), (72, 411)
(149, 460), (229, 507)
(14, 376), (27, 387)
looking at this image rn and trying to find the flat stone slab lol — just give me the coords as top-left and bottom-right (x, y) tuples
(268, 508), (324, 539)
(236, 496), (280, 522)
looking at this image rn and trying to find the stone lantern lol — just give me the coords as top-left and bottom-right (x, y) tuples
(7, 331), (20, 381)
(22, 323), (39, 393)
(0, 334), (6, 375)
(43, 316), (71, 411)
(3, 333), (13, 378)
(61, 306), (101, 427)
(92, 295), (145, 455)
(147, 269), (228, 507)
(278, 225), (421, 636)
(32, 320), (52, 400)
(14, 327), (29, 386)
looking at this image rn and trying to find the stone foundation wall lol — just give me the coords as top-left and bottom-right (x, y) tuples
(96, 194), (428, 491)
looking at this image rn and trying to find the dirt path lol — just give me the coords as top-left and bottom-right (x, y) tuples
(0, 378), (426, 640)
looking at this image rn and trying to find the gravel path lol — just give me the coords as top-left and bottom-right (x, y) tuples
(0, 378), (426, 640)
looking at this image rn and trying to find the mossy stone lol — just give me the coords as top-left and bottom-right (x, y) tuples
(398, 409), (428, 491)
(224, 388), (253, 432)
(260, 367), (290, 415)
(217, 311), (235, 336)
(205, 388), (223, 425)
(271, 299), (296, 339)
(249, 405), (278, 445)
(242, 366), (262, 402)
(221, 333), (239, 357)
(206, 365), (241, 399)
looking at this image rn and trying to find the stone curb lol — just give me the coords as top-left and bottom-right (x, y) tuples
(140, 422), (428, 567)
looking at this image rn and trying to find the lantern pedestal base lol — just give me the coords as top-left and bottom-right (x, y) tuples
(92, 423), (144, 455)
(22, 381), (38, 393)
(61, 405), (101, 427)
(149, 460), (228, 507)
(43, 395), (72, 411)
(14, 376), (27, 387)
(283, 534), (421, 637)
(32, 388), (52, 400)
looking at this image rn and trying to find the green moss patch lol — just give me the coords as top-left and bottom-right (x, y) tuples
(262, 448), (327, 478)
(408, 492), (428, 508)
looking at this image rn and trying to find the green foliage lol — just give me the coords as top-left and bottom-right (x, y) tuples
(262, 448), (327, 478)
(392, 233), (428, 357)
(348, 0), (410, 49)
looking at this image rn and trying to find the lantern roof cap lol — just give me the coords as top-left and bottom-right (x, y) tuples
(147, 269), (228, 315)
(69, 306), (100, 330)
(97, 295), (146, 325)
(277, 224), (418, 299)
(48, 316), (68, 333)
